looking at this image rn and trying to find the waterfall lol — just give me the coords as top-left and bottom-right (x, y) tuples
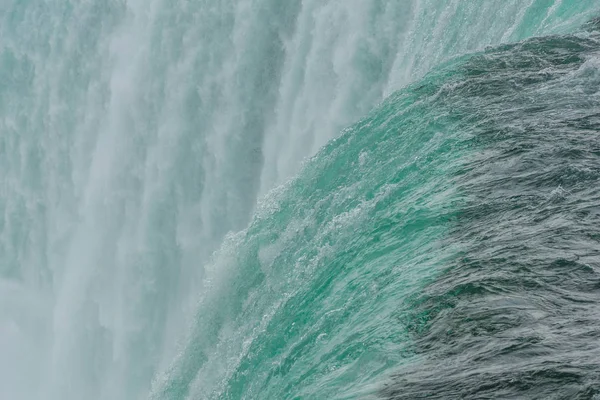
(0, 1), (598, 399)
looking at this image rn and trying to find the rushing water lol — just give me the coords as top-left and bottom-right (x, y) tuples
(1, 1), (599, 399)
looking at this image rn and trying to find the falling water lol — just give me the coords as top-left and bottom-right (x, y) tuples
(1, 1), (599, 399)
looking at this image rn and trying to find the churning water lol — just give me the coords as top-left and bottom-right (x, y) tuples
(1, 1), (599, 399)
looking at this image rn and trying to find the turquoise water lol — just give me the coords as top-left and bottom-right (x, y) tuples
(0, 1), (599, 399)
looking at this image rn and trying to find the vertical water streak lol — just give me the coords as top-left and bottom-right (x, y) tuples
(0, 1), (598, 399)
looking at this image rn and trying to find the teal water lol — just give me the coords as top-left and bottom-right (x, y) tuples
(0, 1), (599, 399)
(384, 28), (600, 399)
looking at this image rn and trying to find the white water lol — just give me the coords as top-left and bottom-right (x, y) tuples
(0, 1), (596, 399)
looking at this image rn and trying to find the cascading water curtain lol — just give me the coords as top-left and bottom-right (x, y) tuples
(0, 1), (599, 399)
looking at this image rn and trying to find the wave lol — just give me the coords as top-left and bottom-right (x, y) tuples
(152, 21), (600, 400)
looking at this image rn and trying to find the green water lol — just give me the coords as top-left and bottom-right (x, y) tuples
(0, 1), (599, 399)
(153, 23), (600, 399)
(153, 60), (473, 399)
